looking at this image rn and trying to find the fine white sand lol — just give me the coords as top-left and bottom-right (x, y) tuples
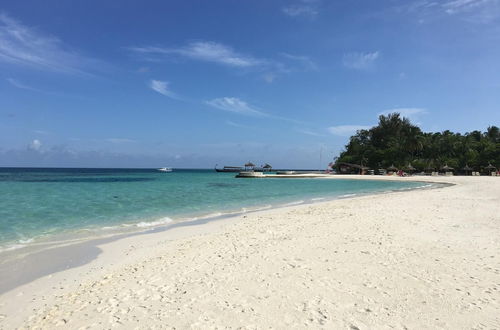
(1, 176), (499, 329)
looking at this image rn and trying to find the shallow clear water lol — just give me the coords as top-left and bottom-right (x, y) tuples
(0, 168), (426, 249)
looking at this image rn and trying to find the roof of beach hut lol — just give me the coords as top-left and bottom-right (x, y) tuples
(441, 164), (454, 171)
(462, 164), (473, 171)
(338, 162), (369, 170)
(262, 163), (272, 168)
(485, 163), (497, 170)
(245, 162), (255, 167)
(387, 164), (398, 171)
(405, 163), (416, 171)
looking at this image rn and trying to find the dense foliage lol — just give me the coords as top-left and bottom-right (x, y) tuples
(336, 113), (500, 172)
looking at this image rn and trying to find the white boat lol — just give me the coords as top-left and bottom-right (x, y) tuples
(157, 167), (172, 172)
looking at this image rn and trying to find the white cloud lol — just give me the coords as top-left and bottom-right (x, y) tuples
(342, 51), (380, 70)
(443, 0), (496, 14)
(282, 0), (321, 18)
(0, 13), (99, 74)
(328, 125), (371, 136)
(443, 0), (500, 22)
(149, 80), (176, 98)
(404, 0), (500, 23)
(378, 107), (428, 121)
(28, 139), (42, 151)
(206, 97), (267, 117)
(130, 41), (265, 68)
(283, 5), (318, 17)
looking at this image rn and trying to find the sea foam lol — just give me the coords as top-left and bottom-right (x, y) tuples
(135, 217), (173, 228)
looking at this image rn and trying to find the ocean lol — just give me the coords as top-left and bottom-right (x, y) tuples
(0, 168), (428, 251)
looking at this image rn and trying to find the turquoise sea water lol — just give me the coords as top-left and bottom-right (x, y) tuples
(0, 168), (427, 250)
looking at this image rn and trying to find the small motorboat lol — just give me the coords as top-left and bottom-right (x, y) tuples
(157, 167), (172, 172)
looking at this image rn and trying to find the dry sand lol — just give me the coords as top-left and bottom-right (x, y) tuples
(1, 175), (499, 329)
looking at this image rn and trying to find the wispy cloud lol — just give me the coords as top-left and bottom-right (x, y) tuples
(403, 0), (500, 23)
(378, 107), (428, 121)
(262, 73), (278, 83)
(443, 0), (497, 14)
(328, 125), (371, 136)
(130, 41), (265, 68)
(149, 79), (177, 98)
(206, 97), (304, 125)
(282, 0), (321, 18)
(206, 97), (268, 117)
(6, 78), (40, 91)
(342, 51), (380, 70)
(280, 53), (318, 71)
(105, 138), (136, 144)
(0, 13), (100, 74)
(296, 128), (326, 137)
(225, 120), (250, 128)
(443, 0), (500, 22)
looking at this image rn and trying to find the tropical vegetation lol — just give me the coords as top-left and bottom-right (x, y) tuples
(335, 113), (500, 172)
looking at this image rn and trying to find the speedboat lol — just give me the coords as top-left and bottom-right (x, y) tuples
(157, 167), (172, 172)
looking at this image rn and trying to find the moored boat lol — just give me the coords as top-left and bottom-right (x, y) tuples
(215, 166), (244, 172)
(235, 171), (265, 178)
(157, 167), (172, 172)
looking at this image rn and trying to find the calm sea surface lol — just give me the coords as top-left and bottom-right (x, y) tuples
(0, 168), (427, 250)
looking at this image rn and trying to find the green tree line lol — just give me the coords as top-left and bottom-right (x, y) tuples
(336, 113), (500, 172)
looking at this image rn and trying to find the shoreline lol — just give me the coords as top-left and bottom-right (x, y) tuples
(0, 177), (437, 293)
(1, 175), (499, 328)
(0, 176), (432, 260)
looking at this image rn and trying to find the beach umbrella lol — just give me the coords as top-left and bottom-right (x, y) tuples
(462, 164), (473, 175)
(424, 161), (435, 170)
(485, 163), (497, 174)
(405, 163), (416, 172)
(485, 163), (497, 170)
(387, 164), (398, 171)
(441, 164), (454, 171)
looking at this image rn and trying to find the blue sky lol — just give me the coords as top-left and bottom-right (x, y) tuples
(1, 0), (499, 168)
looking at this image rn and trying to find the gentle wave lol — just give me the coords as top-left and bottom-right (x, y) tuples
(134, 217), (173, 228)
(339, 194), (357, 198)
(0, 243), (26, 252)
(283, 200), (305, 206)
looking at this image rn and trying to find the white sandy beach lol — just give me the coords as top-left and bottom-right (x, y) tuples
(1, 175), (499, 329)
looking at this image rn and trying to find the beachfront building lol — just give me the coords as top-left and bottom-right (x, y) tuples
(336, 162), (369, 175)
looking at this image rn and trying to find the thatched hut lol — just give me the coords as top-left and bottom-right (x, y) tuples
(337, 162), (369, 175)
(461, 164), (473, 176)
(485, 163), (497, 175)
(387, 164), (398, 173)
(244, 162), (256, 171)
(404, 163), (416, 174)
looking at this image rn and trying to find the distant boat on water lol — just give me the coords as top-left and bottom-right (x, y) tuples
(215, 165), (244, 173)
(157, 167), (172, 172)
(215, 163), (273, 173)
